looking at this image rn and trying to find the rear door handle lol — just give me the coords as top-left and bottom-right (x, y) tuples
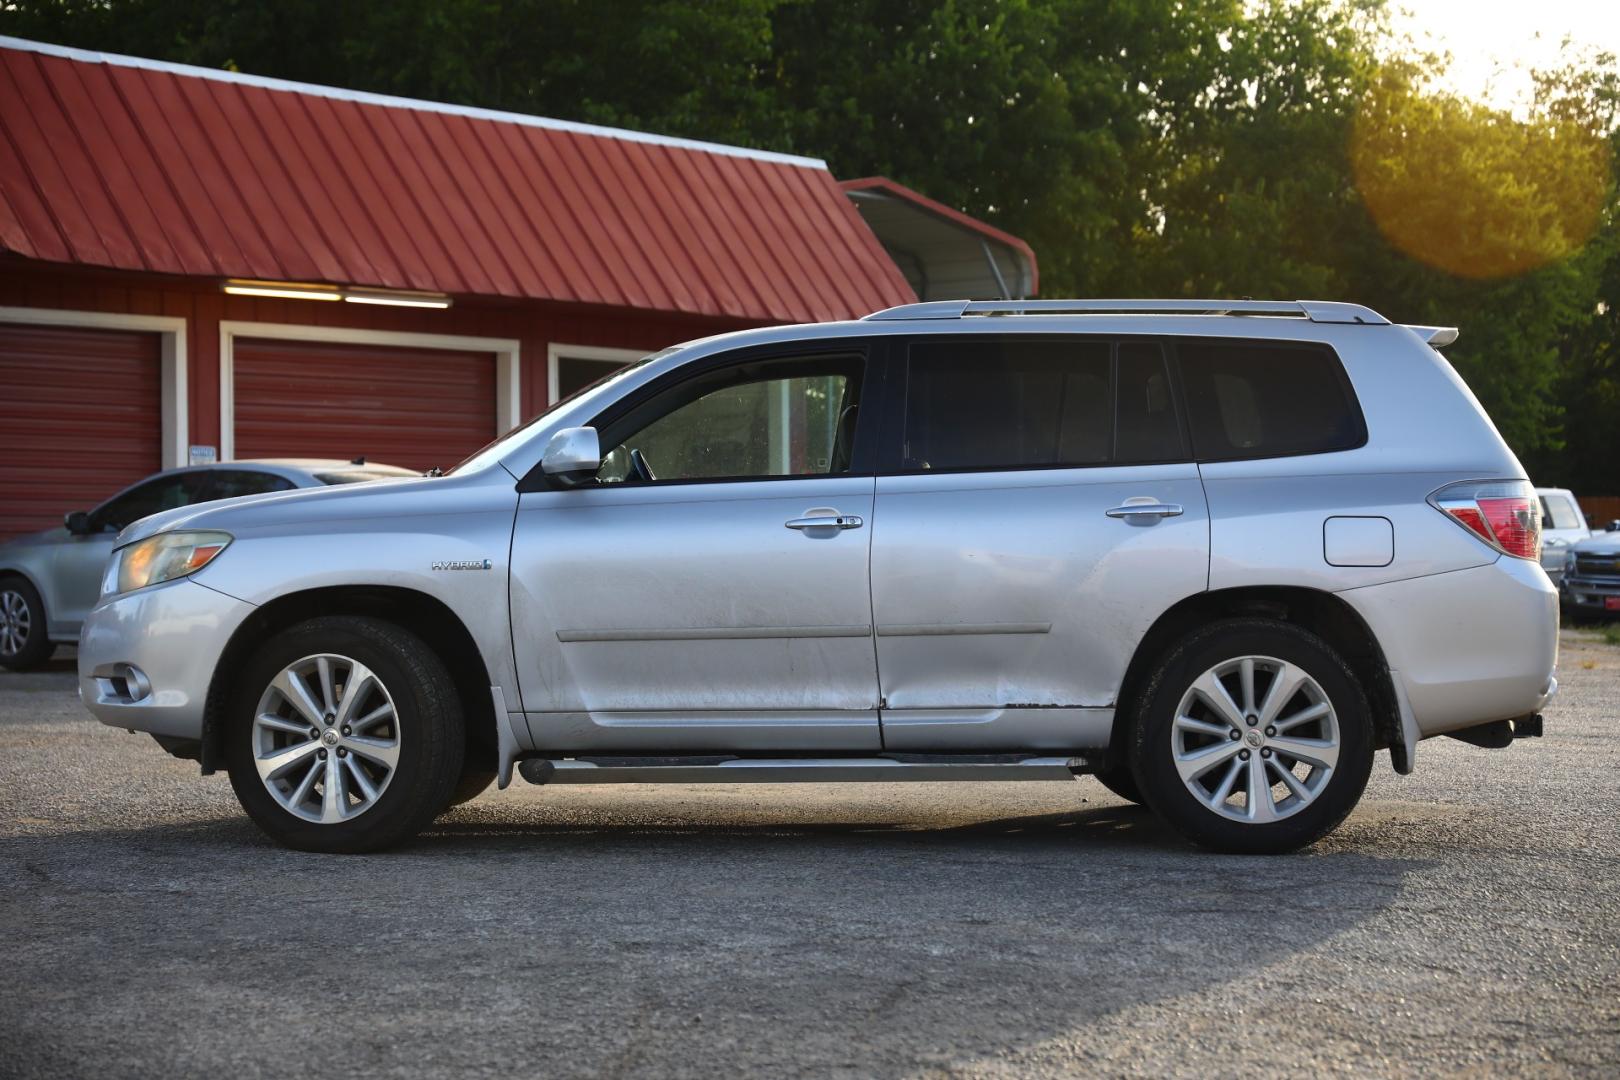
(1105, 502), (1184, 519)
(785, 515), (863, 530)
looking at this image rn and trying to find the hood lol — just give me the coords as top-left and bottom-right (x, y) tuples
(1569, 532), (1620, 556)
(115, 472), (449, 547)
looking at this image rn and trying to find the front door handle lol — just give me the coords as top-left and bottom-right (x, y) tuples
(785, 514), (863, 530)
(1105, 502), (1184, 519)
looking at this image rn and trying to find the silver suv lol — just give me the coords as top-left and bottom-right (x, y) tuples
(77, 300), (1559, 854)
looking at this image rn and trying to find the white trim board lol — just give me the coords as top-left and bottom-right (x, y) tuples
(0, 305), (188, 469)
(0, 35), (826, 170)
(218, 321), (521, 461)
(546, 343), (646, 405)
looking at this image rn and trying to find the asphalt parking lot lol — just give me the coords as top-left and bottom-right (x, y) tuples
(2, 634), (1617, 1079)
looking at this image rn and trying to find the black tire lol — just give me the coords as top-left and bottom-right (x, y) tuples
(1093, 766), (1143, 805)
(225, 616), (464, 853)
(0, 576), (54, 671)
(1129, 617), (1373, 855)
(446, 768), (497, 807)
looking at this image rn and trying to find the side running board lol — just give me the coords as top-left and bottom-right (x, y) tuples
(518, 754), (1098, 786)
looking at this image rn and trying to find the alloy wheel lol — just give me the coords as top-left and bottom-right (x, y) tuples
(252, 653), (400, 824)
(1170, 655), (1340, 824)
(0, 589), (31, 657)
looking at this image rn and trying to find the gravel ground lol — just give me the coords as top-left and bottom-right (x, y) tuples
(1, 634), (1617, 1079)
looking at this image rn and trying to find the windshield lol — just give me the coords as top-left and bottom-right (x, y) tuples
(447, 347), (679, 475)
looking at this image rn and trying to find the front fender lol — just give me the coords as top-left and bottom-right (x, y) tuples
(191, 503), (520, 701)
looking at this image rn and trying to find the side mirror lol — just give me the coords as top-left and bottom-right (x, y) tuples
(1609, 520), (1620, 534)
(540, 427), (602, 486)
(64, 511), (93, 536)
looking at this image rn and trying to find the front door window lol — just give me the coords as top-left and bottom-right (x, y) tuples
(597, 355), (864, 484)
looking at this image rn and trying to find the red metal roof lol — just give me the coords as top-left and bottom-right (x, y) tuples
(0, 37), (915, 323)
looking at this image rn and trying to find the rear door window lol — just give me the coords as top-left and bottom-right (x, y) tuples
(901, 340), (1110, 471)
(1176, 341), (1364, 460)
(1114, 343), (1185, 464)
(898, 338), (1187, 472)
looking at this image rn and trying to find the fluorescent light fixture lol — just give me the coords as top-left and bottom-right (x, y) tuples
(222, 278), (341, 302)
(343, 288), (452, 309)
(221, 279), (452, 308)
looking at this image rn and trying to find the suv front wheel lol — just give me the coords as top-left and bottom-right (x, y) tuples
(1130, 618), (1373, 854)
(225, 616), (464, 853)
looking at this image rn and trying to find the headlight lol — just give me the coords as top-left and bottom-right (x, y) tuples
(104, 531), (233, 597)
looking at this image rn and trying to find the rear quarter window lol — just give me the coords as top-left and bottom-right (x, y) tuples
(1177, 341), (1364, 460)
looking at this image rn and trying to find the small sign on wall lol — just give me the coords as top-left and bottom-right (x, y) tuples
(189, 445), (218, 466)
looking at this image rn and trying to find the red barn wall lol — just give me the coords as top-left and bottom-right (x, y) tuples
(0, 262), (759, 452)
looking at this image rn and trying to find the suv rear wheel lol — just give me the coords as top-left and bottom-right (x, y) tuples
(1130, 618), (1373, 854)
(225, 616), (464, 853)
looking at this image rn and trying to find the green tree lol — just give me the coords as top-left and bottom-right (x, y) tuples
(2, 0), (1616, 480)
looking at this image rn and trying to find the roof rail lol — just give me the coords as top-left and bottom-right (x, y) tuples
(863, 298), (1390, 325)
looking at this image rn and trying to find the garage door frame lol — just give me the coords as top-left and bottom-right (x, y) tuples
(0, 305), (188, 469)
(546, 342), (646, 405)
(218, 321), (521, 461)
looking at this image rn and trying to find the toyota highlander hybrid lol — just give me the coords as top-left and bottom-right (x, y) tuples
(73, 299), (1559, 854)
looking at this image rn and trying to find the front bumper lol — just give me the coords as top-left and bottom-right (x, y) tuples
(1561, 575), (1620, 615)
(78, 579), (254, 740)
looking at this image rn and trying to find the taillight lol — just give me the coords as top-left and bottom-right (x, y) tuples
(1430, 480), (1542, 560)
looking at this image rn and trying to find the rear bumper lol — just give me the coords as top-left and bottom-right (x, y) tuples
(78, 579), (253, 740)
(1340, 556), (1559, 739)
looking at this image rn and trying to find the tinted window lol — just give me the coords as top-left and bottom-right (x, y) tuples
(1177, 342), (1362, 460)
(903, 341), (1111, 470)
(602, 355), (862, 483)
(208, 470), (296, 500)
(1115, 343), (1186, 464)
(90, 472), (213, 531)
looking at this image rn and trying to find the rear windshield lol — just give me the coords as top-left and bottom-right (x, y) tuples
(1177, 341), (1364, 460)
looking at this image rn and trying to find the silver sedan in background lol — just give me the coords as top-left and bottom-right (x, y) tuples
(0, 459), (416, 669)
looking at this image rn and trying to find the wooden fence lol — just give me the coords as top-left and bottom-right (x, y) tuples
(1580, 495), (1620, 529)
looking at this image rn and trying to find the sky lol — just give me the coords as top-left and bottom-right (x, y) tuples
(1391, 0), (1620, 108)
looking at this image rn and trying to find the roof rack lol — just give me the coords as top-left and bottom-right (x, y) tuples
(862, 298), (1390, 325)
